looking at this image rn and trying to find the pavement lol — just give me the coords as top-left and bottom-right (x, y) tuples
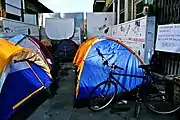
(27, 62), (177, 120)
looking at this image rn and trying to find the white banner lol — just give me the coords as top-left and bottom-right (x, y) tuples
(86, 12), (114, 38)
(45, 18), (75, 40)
(111, 17), (147, 60)
(112, 16), (147, 42)
(155, 24), (180, 53)
(39, 13), (61, 27)
(111, 16), (155, 64)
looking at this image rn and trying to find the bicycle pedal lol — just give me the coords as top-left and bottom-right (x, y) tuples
(111, 104), (131, 111)
(117, 100), (128, 105)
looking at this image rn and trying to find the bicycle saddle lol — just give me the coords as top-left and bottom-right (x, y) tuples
(138, 64), (152, 71)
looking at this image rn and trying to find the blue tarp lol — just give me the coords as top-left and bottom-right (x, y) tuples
(77, 39), (144, 99)
(0, 62), (51, 120)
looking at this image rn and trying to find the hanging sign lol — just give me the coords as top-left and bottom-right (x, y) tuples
(155, 24), (180, 53)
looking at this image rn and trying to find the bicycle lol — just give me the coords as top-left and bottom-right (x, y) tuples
(88, 48), (180, 118)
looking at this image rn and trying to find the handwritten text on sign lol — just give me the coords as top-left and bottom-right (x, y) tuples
(155, 24), (180, 53)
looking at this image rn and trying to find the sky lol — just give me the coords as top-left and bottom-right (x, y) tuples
(39, 0), (94, 13)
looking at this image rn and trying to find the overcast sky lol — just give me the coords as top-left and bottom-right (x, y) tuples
(39, 0), (94, 13)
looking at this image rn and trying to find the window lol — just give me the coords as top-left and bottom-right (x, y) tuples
(134, 0), (144, 19)
(5, 0), (23, 16)
(6, 13), (21, 21)
(120, 0), (125, 10)
(119, 0), (125, 23)
(120, 12), (124, 23)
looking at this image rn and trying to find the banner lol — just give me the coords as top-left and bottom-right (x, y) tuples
(38, 13), (61, 27)
(112, 16), (155, 64)
(86, 12), (114, 38)
(155, 24), (180, 53)
(45, 18), (74, 40)
(112, 16), (147, 42)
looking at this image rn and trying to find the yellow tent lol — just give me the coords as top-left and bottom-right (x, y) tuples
(0, 39), (53, 120)
(0, 38), (51, 78)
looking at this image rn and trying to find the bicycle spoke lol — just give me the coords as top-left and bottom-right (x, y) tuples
(88, 81), (117, 111)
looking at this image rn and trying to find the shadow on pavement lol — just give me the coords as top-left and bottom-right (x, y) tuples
(9, 62), (73, 120)
(9, 90), (50, 120)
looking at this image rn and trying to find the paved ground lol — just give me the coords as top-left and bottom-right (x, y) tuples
(27, 62), (177, 120)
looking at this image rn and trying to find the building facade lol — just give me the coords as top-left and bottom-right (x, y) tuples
(93, 0), (153, 24)
(0, 0), (53, 25)
(93, 0), (180, 76)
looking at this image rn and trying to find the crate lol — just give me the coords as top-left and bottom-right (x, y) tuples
(174, 78), (180, 104)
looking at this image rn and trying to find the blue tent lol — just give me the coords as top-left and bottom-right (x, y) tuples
(0, 62), (52, 120)
(73, 37), (145, 107)
(0, 39), (52, 120)
(55, 39), (79, 60)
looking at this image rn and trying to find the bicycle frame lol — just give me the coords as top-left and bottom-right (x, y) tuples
(107, 70), (147, 93)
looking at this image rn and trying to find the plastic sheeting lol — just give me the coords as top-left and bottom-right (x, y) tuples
(74, 38), (145, 100)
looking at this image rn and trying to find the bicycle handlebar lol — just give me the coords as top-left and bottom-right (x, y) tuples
(14, 59), (30, 63)
(96, 48), (124, 70)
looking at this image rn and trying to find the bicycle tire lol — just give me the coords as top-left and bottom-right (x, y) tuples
(134, 102), (141, 118)
(88, 80), (117, 111)
(144, 79), (180, 114)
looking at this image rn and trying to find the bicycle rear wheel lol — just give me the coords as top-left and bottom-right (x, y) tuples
(88, 80), (117, 111)
(144, 79), (180, 114)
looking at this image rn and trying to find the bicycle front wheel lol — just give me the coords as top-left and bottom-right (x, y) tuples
(144, 79), (180, 114)
(88, 80), (117, 111)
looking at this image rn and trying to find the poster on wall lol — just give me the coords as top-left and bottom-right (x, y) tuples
(86, 12), (115, 38)
(155, 24), (180, 53)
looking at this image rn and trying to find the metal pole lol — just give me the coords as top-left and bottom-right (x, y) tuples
(117, 0), (120, 24)
(21, 0), (24, 22)
(113, 0), (116, 24)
